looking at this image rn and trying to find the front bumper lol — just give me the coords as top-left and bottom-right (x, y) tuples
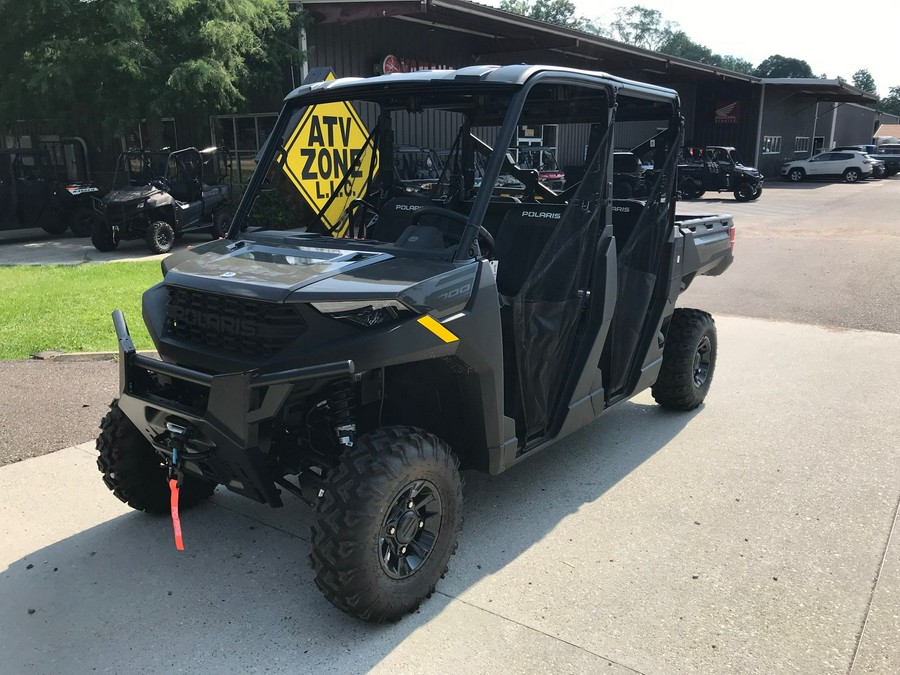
(112, 310), (354, 506)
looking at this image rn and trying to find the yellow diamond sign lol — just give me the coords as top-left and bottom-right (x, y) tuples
(281, 96), (378, 237)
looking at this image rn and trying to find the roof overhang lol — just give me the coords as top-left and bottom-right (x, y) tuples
(761, 78), (878, 104)
(299, 0), (760, 84)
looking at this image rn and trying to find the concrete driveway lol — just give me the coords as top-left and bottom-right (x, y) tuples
(2, 178), (899, 673)
(0, 228), (213, 265)
(1, 316), (898, 674)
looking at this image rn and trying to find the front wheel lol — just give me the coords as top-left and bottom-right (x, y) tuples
(788, 168), (805, 182)
(652, 309), (717, 411)
(843, 168), (861, 183)
(209, 209), (231, 239)
(96, 399), (216, 513)
(146, 220), (175, 253)
(733, 182), (756, 201)
(749, 186), (763, 200)
(91, 221), (118, 252)
(310, 426), (463, 622)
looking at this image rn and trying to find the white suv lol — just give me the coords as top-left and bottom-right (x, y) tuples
(781, 151), (874, 183)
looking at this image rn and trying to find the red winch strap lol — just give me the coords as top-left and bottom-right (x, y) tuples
(169, 478), (185, 551)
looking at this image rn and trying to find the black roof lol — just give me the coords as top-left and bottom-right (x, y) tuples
(284, 64), (679, 105)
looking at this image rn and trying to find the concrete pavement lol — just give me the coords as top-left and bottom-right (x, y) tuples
(2, 315), (899, 674)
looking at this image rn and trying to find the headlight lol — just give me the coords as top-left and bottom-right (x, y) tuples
(310, 300), (414, 328)
(136, 201), (145, 209)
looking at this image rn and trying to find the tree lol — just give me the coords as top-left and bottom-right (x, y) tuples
(719, 55), (754, 75)
(752, 55), (814, 78)
(851, 69), (877, 94)
(0, 0), (302, 137)
(606, 5), (676, 51)
(499, 0), (584, 29)
(879, 86), (900, 117)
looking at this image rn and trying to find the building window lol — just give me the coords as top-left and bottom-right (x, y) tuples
(795, 137), (810, 153)
(762, 136), (782, 154)
(211, 113), (278, 186)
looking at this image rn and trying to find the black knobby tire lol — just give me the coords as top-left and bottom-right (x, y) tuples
(68, 207), (96, 237)
(91, 220), (118, 252)
(652, 309), (717, 411)
(749, 186), (763, 201)
(146, 220), (175, 253)
(733, 182), (755, 201)
(679, 180), (704, 200)
(310, 426), (463, 622)
(96, 399), (216, 513)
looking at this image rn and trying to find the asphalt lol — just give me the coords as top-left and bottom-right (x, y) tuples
(1, 178), (899, 672)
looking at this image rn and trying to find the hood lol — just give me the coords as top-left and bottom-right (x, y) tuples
(161, 233), (468, 307)
(104, 185), (158, 204)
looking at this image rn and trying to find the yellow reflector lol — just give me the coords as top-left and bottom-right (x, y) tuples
(417, 315), (459, 343)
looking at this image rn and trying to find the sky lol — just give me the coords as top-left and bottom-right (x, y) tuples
(481, 1), (900, 97)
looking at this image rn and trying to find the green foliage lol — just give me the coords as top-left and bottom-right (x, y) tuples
(0, 262), (160, 359)
(879, 86), (900, 117)
(499, 0), (584, 29)
(718, 55), (754, 75)
(607, 5), (675, 50)
(0, 0), (302, 136)
(851, 69), (877, 94)
(752, 55), (814, 78)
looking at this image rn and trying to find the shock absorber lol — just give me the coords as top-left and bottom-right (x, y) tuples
(328, 379), (356, 448)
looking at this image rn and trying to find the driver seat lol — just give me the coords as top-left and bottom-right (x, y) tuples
(369, 196), (431, 243)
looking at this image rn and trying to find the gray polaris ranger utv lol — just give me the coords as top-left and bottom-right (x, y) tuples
(97, 65), (734, 622)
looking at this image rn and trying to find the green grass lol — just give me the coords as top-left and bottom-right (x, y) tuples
(0, 262), (163, 359)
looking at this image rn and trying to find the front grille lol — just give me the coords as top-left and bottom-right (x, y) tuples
(103, 202), (141, 226)
(165, 287), (306, 357)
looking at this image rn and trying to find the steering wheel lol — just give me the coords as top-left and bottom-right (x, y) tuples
(346, 198), (380, 237)
(411, 206), (495, 256)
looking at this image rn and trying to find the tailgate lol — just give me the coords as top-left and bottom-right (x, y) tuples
(676, 214), (734, 277)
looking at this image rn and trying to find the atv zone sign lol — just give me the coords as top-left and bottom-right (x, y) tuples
(282, 100), (378, 237)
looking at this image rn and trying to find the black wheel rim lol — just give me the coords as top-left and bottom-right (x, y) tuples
(692, 336), (712, 388)
(156, 227), (172, 249)
(379, 479), (442, 580)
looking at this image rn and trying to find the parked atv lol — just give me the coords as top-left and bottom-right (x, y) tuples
(678, 146), (763, 201)
(96, 65), (734, 622)
(0, 148), (101, 236)
(92, 147), (231, 254)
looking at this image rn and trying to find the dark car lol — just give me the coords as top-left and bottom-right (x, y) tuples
(92, 147), (231, 254)
(678, 146), (764, 201)
(0, 147), (101, 236)
(94, 65), (735, 623)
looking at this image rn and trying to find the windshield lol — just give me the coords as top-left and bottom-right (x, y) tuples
(234, 79), (676, 261)
(115, 151), (170, 188)
(728, 149), (743, 165)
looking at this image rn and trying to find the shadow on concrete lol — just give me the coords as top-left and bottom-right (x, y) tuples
(0, 399), (694, 672)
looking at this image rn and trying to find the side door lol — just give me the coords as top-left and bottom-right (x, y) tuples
(168, 150), (205, 228)
(805, 152), (832, 176)
(14, 152), (59, 230)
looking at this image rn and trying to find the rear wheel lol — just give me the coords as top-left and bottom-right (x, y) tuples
(680, 180), (705, 200)
(843, 168), (861, 183)
(91, 221), (118, 252)
(146, 220), (175, 253)
(788, 168), (805, 182)
(68, 206), (96, 237)
(96, 399), (216, 513)
(310, 426), (463, 622)
(652, 309), (717, 411)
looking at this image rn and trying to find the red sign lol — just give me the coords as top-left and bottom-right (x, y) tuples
(715, 101), (740, 124)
